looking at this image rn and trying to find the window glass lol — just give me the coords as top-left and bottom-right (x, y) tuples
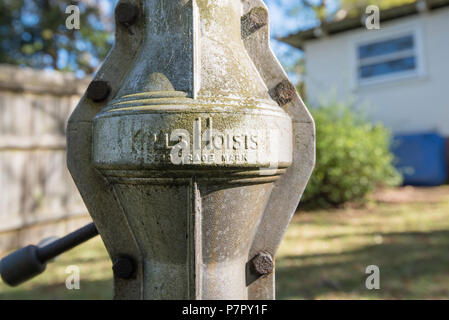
(357, 33), (418, 81)
(359, 56), (416, 79)
(358, 35), (414, 59)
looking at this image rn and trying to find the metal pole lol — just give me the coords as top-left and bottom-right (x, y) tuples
(67, 0), (315, 300)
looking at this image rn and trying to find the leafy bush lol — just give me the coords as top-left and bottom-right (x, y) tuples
(302, 103), (402, 208)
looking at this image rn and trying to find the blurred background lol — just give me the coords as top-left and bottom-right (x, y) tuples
(0, 0), (448, 299)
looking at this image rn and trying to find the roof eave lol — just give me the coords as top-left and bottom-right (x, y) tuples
(278, 0), (449, 49)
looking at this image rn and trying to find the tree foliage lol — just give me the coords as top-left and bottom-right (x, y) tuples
(275, 0), (417, 24)
(0, 0), (114, 75)
(339, 0), (416, 19)
(301, 103), (402, 208)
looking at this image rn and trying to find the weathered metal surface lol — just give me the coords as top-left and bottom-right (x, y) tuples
(67, 0), (145, 299)
(242, 0), (315, 300)
(67, 0), (315, 300)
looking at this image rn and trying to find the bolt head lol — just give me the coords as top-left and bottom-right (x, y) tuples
(115, 2), (139, 26)
(87, 80), (111, 102)
(241, 7), (268, 39)
(112, 256), (136, 280)
(251, 252), (274, 276)
(273, 80), (296, 106)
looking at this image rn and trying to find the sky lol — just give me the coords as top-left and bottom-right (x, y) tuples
(265, 0), (315, 79)
(264, 0), (341, 80)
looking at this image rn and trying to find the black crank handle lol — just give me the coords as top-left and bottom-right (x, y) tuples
(0, 223), (98, 286)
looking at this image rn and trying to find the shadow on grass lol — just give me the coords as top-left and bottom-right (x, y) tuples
(0, 278), (113, 300)
(2, 230), (449, 300)
(276, 230), (449, 299)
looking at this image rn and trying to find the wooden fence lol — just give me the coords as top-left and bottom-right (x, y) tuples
(0, 65), (92, 252)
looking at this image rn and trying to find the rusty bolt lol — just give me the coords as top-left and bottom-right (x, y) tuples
(241, 7), (268, 39)
(251, 252), (274, 276)
(115, 2), (139, 26)
(273, 80), (296, 106)
(112, 255), (136, 280)
(87, 80), (111, 102)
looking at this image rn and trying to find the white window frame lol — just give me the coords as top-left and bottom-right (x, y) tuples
(352, 24), (426, 87)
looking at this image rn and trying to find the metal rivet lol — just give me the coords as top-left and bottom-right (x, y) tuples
(251, 252), (274, 276)
(112, 256), (136, 280)
(241, 7), (268, 39)
(115, 2), (139, 26)
(87, 80), (111, 102)
(273, 80), (296, 106)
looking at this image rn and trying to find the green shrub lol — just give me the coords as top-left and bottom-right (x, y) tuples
(302, 103), (402, 208)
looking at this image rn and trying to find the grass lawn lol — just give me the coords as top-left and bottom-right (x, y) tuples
(1, 186), (448, 300)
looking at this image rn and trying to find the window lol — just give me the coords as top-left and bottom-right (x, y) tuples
(357, 33), (420, 83)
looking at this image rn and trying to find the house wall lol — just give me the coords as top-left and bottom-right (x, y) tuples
(304, 7), (449, 137)
(0, 65), (91, 253)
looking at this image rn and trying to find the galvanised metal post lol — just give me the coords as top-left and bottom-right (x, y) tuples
(67, 0), (315, 300)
